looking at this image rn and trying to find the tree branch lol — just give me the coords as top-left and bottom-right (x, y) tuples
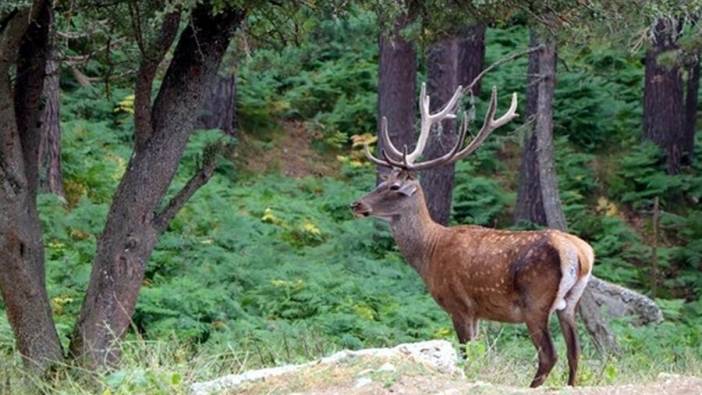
(133, 10), (181, 152)
(462, 44), (544, 95)
(14, 0), (51, 197)
(152, 142), (225, 233)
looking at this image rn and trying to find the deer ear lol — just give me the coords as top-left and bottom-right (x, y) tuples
(398, 183), (417, 196)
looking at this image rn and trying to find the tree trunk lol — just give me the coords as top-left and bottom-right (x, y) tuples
(421, 26), (485, 225)
(195, 74), (236, 136)
(376, 11), (417, 181)
(68, 4), (245, 367)
(39, 48), (65, 196)
(514, 31), (661, 354)
(0, 1), (64, 373)
(514, 33), (546, 226)
(532, 36), (568, 231)
(683, 55), (700, 165)
(643, 18), (686, 174)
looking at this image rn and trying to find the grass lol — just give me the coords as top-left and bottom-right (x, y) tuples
(2, 317), (700, 394)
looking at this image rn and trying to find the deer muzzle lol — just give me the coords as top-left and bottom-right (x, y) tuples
(350, 201), (372, 218)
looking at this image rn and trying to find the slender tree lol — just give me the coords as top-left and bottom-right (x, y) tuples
(514, 33), (546, 226)
(421, 25), (485, 225)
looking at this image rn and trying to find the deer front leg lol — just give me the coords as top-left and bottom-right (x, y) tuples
(452, 314), (478, 358)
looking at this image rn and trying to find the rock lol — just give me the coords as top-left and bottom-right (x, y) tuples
(354, 377), (373, 388)
(189, 340), (461, 395)
(378, 362), (396, 372)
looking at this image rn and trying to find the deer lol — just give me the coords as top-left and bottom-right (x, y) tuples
(350, 83), (593, 388)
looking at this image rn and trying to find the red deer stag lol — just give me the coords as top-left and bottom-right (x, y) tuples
(350, 83), (593, 387)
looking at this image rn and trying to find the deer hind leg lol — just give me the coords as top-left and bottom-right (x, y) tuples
(525, 315), (557, 388)
(557, 308), (580, 386)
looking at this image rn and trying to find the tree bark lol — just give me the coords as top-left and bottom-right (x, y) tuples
(195, 74), (236, 136)
(68, 4), (245, 367)
(421, 25), (485, 225)
(39, 47), (65, 196)
(0, 1), (64, 373)
(376, 11), (417, 181)
(514, 33), (546, 226)
(683, 54), (700, 165)
(514, 31), (661, 354)
(532, 36), (568, 231)
(643, 18), (686, 174)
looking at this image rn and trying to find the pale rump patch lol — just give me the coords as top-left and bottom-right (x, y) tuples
(552, 246), (578, 313)
(550, 234), (594, 313)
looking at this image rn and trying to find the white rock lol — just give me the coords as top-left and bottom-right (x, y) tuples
(189, 340), (460, 395)
(353, 377), (373, 388)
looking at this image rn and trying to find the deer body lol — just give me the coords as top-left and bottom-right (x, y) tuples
(351, 83), (593, 387)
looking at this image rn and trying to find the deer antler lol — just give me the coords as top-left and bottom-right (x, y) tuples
(365, 85), (518, 171)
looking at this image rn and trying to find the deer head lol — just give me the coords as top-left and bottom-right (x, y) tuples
(351, 83), (519, 222)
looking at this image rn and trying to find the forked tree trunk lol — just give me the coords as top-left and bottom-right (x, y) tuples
(377, 11), (417, 181)
(421, 25), (485, 225)
(39, 48), (65, 196)
(68, 4), (245, 367)
(0, 1), (64, 373)
(195, 74), (236, 136)
(643, 18), (686, 174)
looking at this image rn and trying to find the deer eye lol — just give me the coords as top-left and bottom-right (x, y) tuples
(389, 184), (401, 191)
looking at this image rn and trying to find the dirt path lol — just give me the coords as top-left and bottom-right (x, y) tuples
(234, 120), (339, 178)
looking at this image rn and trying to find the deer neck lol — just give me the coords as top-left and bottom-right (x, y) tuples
(389, 191), (442, 277)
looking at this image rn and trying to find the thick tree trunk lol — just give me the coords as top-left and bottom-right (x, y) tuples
(195, 74), (236, 136)
(376, 12), (417, 181)
(683, 55), (700, 165)
(514, 33), (546, 226)
(39, 49), (65, 196)
(422, 36), (459, 225)
(421, 26), (485, 225)
(0, 1), (64, 373)
(68, 5), (244, 367)
(643, 18), (686, 174)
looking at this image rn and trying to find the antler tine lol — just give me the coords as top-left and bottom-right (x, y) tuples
(364, 143), (393, 168)
(381, 147), (406, 168)
(492, 91), (518, 128)
(380, 116), (404, 160)
(407, 83), (463, 165)
(450, 87), (518, 162)
(409, 111), (470, 171)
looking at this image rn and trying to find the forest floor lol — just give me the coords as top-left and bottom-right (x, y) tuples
(233, 120), (340, 178)
(190, 341), (702, 395)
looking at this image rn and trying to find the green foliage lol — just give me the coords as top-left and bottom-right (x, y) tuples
(452, 161), (513, 226)
(237, 9), (378, 144)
